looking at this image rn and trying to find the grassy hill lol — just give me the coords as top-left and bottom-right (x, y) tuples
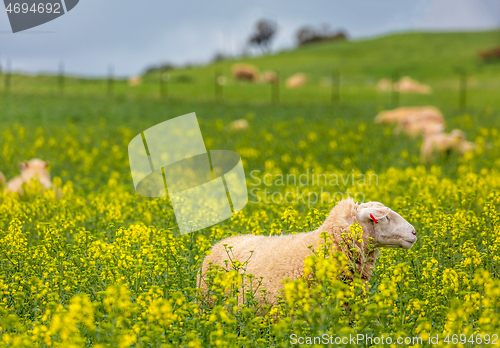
(183, 30), (500, 81)
(3, 30), (500, 108)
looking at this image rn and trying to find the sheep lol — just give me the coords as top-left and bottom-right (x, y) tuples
(262, 70), (278, 84)
(128, 76), (142, 86)
(6, 158), (52, 195)
(376, 78), (392, 92)
(421, 129), (476, 163)
(396, 117), (445, 138)
(397, 76), (432, 94)
(232, 64), (261, 82)
(375, 106), (443, 126)
(285, 73), (307, 88)
(228, 119), (249, 132)
(199, 198), (416, 306)
(376, 77), (431, 94)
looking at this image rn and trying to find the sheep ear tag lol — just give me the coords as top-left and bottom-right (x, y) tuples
(369, 213), (378, 223)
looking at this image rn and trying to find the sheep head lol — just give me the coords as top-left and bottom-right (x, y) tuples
(356, 202), (416, 249)
(19, 159), (50, 180)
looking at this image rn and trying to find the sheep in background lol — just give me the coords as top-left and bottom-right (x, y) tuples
(232, 64), (261, 82)
(377, 77), (431, 94)
(6, 159), (52, 195)
(397, 76), (432, 94)
(285, 73), (307, 88)
(128, 76), (142, 86)
(375, 106), (444, 126)
(396, 117), (445, 138)
(376, 78), (392, 92)
(199, 198), (416, 305)
(421, 129), (476, 164)
(228, 119), (249, 132)
(262, 70), (278, 84)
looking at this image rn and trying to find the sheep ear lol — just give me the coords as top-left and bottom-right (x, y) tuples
(357, 207), (388, 223)
(19, 162), (28, 170)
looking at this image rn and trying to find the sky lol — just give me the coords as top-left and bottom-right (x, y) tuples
(1, 0), (500, 77)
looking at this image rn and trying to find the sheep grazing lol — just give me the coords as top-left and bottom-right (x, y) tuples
(376, 77), (431, 94)
(199, 198), (416, 305)
(376, 106), (445, 138)
(375, 106), (443, 126)
(232, 64), (261, 82)
(421, 129), (476, 163)
(228, 119), (249, 132)
(285, 73), (307, 88)
(6, 158), (52, 194)
(396, 117), (445, 139)
(376, 78), (392, 92)
(397, 76), (432, 94)
(262, 70), (278, 84)
(128, 76), (142, 86)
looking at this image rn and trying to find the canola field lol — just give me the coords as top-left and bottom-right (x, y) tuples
(1, 31), (500, 347)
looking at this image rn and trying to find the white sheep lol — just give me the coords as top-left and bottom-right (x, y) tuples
(421, 129), (477, 163)
(397, 76), (432, 94)
(396, 117), (445, 138)
(228, 119), (249, 132)
(285, 73), (307, 88)
(375, 106), (443, 126)
(262, 70), (278, 84)
(199, 198), (416, 305)
(376, 77), (432, 94)
(128, 76), (142, 86)
(6, 158), (52, 195)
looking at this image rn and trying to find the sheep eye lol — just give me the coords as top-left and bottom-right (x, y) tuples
(386, 216), (390, 222)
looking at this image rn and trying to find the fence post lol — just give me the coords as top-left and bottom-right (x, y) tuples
(215, 69), (223, 103)
(459, 70), (467, 111)
(58, 61), (64, 94)
(391, 70), (399, 107)
(331, 69), (340, 104)
(160, 70), (168, 99)
(272, 71), (279, 104)
(108, 65), (114, 97)
(4, 60), (11, 93)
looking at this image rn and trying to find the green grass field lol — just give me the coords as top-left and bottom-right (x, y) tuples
(0, 30), (500, 347)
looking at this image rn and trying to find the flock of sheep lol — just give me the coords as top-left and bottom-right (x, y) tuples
(128, 64), (434, 95)
(375, 106), (476, 163)
(232, 63), (307, 89)
(0, 158), (52, 194)
(377, 76), (432, 94)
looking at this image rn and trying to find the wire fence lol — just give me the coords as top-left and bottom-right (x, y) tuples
(0, 62), (492, 111)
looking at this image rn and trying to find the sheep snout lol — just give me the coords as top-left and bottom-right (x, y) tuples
(372, 212), (416, 249)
